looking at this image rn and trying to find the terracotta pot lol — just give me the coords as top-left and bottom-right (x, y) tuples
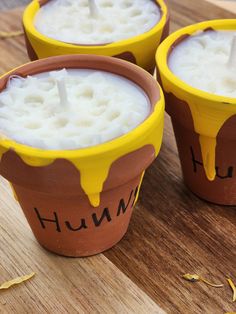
(0, 55), (164, 256)
(156, 19), (236, 205)
(23, 0), (169, 73)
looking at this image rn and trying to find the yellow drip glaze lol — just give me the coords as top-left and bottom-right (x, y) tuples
(71, 160), (110, 207)
(9, 183), (18, 202)
(199, 135), (216, 181)
(66, 103), (162, 207)
(156, 19), (236, 182)
(133, 171), (145, 207)
(159, 81), (235, 181)
(0, 99), (164, 207)
(184, 96), (234, 181)
(20, 155), (54, 167)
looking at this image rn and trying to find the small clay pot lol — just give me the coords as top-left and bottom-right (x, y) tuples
(0, 55), (164, 256)
(165, 93), (236, 205)
(156, 19), (236, 205)
(23, 0), (169, 73)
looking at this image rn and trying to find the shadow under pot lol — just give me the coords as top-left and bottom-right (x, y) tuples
(0, 54), (164, 256)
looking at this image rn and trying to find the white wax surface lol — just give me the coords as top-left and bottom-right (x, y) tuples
(34, 0), (161, 44)
(168, 30), (236, 98)
(0, 69), (150, 150)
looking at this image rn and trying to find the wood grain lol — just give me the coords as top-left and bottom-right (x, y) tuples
(207, 0), (236, 14)
(0, 178), (165, 314)
(1, 0), (236, 12)
(0, 8), (27, 73)
(0, 2), (235, 314)
(107, 1), (236, 313)
(0, 0), (29, 10)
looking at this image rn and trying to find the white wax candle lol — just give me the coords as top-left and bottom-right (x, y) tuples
(168, 30), (236, 97)
(0, 69), (150, 150)
(34, 0), (161, 45)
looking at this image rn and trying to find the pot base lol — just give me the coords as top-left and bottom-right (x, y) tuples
(12, 177), (139, 257)
(172, 118), (236, 206)
(39, 231), (127, 257)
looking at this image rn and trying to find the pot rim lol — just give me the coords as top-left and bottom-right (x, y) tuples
(0, 54), (164, 160)
(156, 19), (236, 106)
(23, 0), (169, 49)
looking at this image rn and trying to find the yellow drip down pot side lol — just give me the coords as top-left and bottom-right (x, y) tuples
(156, 19), (236, 181)
(23, 0), (168, 71)
(0, 68), (165, 207)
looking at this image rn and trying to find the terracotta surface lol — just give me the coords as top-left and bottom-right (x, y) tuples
(165, 92), (236, 205)
(0, 55), (161, 256)
(158, 25), (236, 205)
(0, 2), (236, 314)
(113, 51), (137, 65)
(7, 146), (153, 257)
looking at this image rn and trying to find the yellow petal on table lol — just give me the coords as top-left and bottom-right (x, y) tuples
(183, 273), (223, 287)
(0, 272), (35, 290)
(0, 31), (23, 39)
(227, 278), (236, 302)
(183, 274), (200, 282)
(200, 277), (223, 288)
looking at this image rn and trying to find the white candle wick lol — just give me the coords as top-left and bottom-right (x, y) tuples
(228, 35), (236, 68)
(50, 69), (68, 107)
(57, 77), (68, 107)
(88, 0), (99, 18)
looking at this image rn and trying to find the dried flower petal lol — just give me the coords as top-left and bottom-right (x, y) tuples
(183, 274), (200, 282)
(0, 31), (23, 39)
(182, 274), (223, 287)
(227, 278), (236, 302)
(200, 277), (223, 288)
(0, 272), (35, 290)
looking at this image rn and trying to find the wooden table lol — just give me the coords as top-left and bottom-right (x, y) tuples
(0, 1), (235, 313)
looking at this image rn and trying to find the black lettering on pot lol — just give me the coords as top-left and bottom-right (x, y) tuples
(215, 166), (233, 179)
(190, 147), (233, 179)
(34, 188), (138, 232)
(34, 207), (61, 232)
(117, 189), (134, 216)
(65, 219), (88, 231)
(92, 208), (112, 227)
(190, 146), (203, 173)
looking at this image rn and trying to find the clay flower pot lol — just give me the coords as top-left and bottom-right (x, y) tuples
(156, 19), (236, 205)
(0, 55), (164, 256)
(23, 0), (169, 73)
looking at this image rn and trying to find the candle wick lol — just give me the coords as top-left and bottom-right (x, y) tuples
(88, 0), (99, 18)
(56, 77), (68, 107)
(228, 35), (236, 68)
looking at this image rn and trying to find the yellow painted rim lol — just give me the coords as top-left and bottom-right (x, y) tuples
(0, 56), (164, 160)
(156, 19), (236, 105)
(23, 0), (168, 49)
